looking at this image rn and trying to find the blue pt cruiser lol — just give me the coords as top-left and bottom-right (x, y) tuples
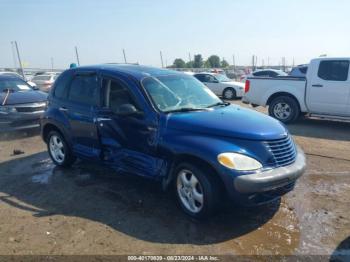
(41, 65), (306, 219)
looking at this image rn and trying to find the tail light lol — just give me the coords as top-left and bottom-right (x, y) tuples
(245, 80), (250, 93)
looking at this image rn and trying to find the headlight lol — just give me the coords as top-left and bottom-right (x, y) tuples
(0, 106), (17, 114)
(218, 152), (262, 171)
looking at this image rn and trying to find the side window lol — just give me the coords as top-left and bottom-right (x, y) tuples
(268, 71), (278, 77)
(253, 71), (266, 77)
(206, 75), (216, 83)
(103, 78), (138, 113)
(300, 66), (308, 74)
(68, 74), (99, 106)
(318, 60), (349, 81)
(194, 74), (205, 82)
(53, 72), (70, 99)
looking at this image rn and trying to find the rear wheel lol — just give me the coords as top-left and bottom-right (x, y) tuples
(174, 162), (220, 219)
(268, 96), (300, 124)
(223, 87), (236, 100)
(47, 130), (76, 167)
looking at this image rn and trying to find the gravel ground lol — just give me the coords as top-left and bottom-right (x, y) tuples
(0, 101), (349, 258)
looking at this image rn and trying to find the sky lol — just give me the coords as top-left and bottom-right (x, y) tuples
(1, 0), (350, 69)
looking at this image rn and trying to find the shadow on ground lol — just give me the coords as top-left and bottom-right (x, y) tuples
(0, 128), (40, 142)
(0, 152), (279, 245)
(285, 118), (350, 141)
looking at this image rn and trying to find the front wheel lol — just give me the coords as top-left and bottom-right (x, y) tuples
(174, 163), (220, 219)
(268, 96), (300, 124)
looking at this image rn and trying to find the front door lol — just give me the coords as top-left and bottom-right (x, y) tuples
(96, 75), (163, 177)
(203, 74), (221, 95)
(307, 59), (350, 115)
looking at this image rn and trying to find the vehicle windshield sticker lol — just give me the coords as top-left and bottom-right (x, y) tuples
(17, 85), (31, 90)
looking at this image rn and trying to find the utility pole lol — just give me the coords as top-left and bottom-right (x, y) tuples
(160, 51), (164, 68)
(51, 57), (54, 71)
(11, 42), (17, 68)
(75, 46), (80, 66)
(232, 55), (236, 71)
(13, 41), (25, 78)
(122, 49), (127, 63)
(188, 52), (192, 67)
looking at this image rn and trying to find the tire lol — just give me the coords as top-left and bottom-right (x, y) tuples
(47, 130), (76, 167)
(223, 87), (236, 100)
(174, 162), (220, 219)
(268, 96), (300, 124)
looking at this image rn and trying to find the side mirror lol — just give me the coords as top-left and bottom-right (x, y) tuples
(116, 104), (143, 117)
(213, 79), (219, 83)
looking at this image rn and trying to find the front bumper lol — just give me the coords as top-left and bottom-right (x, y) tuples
(234, 146), (306, 194)
(0, 111), (44, 132)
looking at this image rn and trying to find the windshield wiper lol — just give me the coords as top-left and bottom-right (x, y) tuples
(166, 107), (206, 113)
(206, 102), (230, 108)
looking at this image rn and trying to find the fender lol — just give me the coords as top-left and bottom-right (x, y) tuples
(158, 130), (254, 191)
(41, 106), (73, 146)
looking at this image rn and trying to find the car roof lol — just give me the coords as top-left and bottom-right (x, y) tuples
(70, 64), (184, 81)
(254, 69), (283, 73)
(193, 72), (216, 76)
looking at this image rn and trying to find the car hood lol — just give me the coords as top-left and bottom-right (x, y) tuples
(166, 105), (288, 141)
(0, 90), (47, 105)
(223, 81), (245, 88)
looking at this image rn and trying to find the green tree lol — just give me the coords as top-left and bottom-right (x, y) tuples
(185, 61), (194, 68)
(173, 58), (186, 68)
(193, 54), (203, 68)
(207, 55), (221, 68)
(221, 59), (229, 68)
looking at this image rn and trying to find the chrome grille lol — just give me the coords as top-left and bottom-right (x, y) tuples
(15, 102), (46, 113)
(265, 135), (296, 167)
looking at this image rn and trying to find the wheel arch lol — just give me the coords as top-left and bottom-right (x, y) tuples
(266, 92), (301, 111)
(42, 122), (70, 145)
(163, 153), (226, 196)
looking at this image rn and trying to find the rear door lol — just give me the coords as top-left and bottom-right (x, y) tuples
(64, 71), (101, 159)
(96, 74), (163, 177)
(307, 59), (350, 115)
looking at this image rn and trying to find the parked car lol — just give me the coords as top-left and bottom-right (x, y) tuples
(0, 71), (37, 88)
(289, 64), (308, 77)
(31, 74), (58, 92)
(243, 57), (350, 123)
(194, 72), (245, 99)
(241, 69), (288, 82)
(0, 74), (47, 131)
(41, 64), (305, 218)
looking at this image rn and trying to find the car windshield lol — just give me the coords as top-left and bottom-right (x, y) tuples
(142, 74), (222, 112)
(215, 74), (231, 82)
(0, 78), (32, 92)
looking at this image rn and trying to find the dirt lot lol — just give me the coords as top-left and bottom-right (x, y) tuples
(0, 101), (349, 257)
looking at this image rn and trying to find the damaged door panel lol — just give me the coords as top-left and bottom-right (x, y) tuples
(96, 76), (164, 178)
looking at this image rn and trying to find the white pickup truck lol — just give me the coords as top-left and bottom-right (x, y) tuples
(242, 57), (350, 123)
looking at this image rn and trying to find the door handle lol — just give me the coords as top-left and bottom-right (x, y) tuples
(96, 117), (112, 121)
(59, 107), (68, 112)
(312, 84), (323, 87)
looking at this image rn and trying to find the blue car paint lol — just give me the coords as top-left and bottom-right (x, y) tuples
(41, 64), (300, 204)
